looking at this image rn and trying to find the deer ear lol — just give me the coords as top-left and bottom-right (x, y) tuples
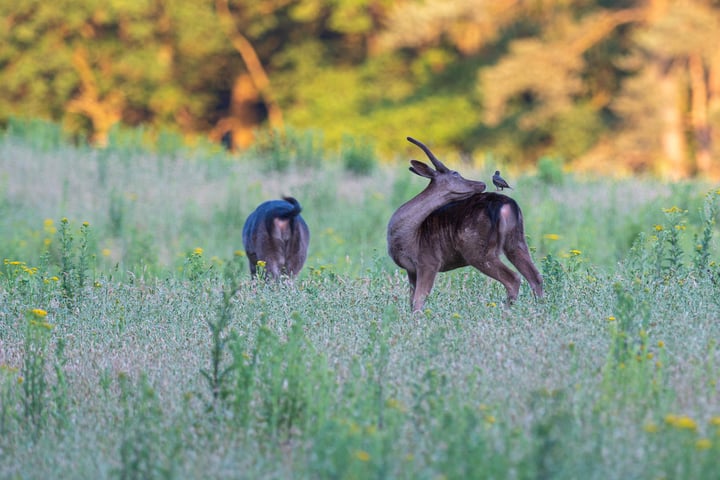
(409, 160), (436, 179)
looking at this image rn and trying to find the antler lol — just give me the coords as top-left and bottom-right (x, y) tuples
(407, 137), (449, 172)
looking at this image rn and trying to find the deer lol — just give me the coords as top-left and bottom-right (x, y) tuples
(387, 137), (543, 312)
(242, 196), (310, 279)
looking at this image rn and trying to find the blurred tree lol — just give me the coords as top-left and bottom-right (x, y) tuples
(611, 0), (720, 178)
(1, 0), (720, 178)
(475, 3), (643, 164)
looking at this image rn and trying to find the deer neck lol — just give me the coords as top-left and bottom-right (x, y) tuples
(388, 185), (455, 237)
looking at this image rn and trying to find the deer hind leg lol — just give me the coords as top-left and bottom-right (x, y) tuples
(505, 244), (544, 298)
(247, 252), (259, 277)
(411, 269), (437, 313)
(470, 256), (522, 302)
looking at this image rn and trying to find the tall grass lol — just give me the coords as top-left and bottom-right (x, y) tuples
(1, 127), (719, 478)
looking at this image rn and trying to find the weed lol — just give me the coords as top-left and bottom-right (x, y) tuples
(21, 308), (53, 438)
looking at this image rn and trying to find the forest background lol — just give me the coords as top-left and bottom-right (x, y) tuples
(2, 0), (720, 179)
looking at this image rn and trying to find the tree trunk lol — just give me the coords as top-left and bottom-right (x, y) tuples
(211, 74), (264, 150)
(66, 48), (124, 146)
(215, 0), (283, 134)
(657, 59), (687, 179)
(688, 53), (713, 176)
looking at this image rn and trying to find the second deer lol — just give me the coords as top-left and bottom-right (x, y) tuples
(387, 137), (543, 312)
(242, 196), (310, 279)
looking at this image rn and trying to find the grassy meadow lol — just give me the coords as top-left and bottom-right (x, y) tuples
(1, 125), (720, 479)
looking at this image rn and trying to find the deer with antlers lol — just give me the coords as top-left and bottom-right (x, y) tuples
(387, 137), (543, 312)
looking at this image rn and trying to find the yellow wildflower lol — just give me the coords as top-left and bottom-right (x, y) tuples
(102, 248), (111, 257)
(30, 308), (48, 318)
(662, 206), (683, 214)
(30, 320), (54, 330)
(354, 450), (370, 462)
(666, 414), (697, 430)
(256, 260), (266, 268)
(193, 247), (203, 255)
(607, 316), (616, 322)
(543, 233), (560, 241)
(82, 221), (89, 227)
(234, 250), (246, 257)
(654, 225), (664, 231)
(484, 415), (496, 424)
(643, 422), (659, 433)
(696, 438), (712, 450)
(486, 302), (497, 308)
(709, 416), (720, 427)
(657, 340), (665, 348)
(17, 376), (24, 385)
(569, 249), (582, 256)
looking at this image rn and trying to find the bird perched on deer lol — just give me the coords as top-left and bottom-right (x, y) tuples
(492, 171), (512, 191)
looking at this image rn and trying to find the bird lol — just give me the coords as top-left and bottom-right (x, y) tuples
(492, 170), (512, 191)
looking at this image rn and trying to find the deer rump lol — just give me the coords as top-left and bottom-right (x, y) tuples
(416, 192), (540, 282)
(242, 197), (310, 278)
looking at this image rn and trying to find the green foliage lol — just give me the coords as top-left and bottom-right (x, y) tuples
(250, 127), (326, 172)
(536, 156), (564, 186)
(340, 134), (376, 175)
(21, 310), (52, 437)
(116, 373), (178, 480)
(56, 218), (94, 303)
(693, 190), (719, 271)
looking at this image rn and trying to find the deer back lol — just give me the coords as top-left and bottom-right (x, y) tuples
(417, 193), (523, 271)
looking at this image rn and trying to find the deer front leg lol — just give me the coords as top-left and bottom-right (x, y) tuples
(411, 269), (437, 313)
(406, 271), (417, 310)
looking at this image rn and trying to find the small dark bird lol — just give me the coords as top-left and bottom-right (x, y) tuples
(492, 170), (512, 191)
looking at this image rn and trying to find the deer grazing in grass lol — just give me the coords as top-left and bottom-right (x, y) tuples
(242, 196), (310, 279)
(387, 137), (543, 312)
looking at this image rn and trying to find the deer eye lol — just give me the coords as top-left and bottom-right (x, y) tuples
(451, 171), (460, 177)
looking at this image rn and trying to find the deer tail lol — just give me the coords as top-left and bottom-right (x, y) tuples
(281, 196), (303, 218)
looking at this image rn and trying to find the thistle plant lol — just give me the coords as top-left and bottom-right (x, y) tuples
(56, 218), (94, 302)
(22, 308), (53, 437)
(184, 247), (208, 282)
(693, 191), (718, 272)
(58, 217), (74, 299)
(52, 338), (69, 435)
(662, 206), (687, 276)
(201, 255), (243, 407)
(77, 221), (91, 291)
(0, 364), (21, 437)
(116, 373), (173, 480)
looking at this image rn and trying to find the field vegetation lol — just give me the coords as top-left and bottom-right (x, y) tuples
(1, 124), (720, 479)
